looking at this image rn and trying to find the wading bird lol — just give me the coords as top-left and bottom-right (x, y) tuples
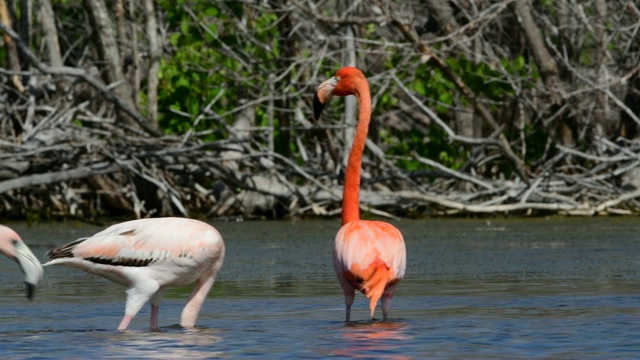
(0, 225), (44, 300)
(314, 67), (406, 322)
(45, 217), (225, 331)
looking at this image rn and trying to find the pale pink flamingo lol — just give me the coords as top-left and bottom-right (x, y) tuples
(314, 67), (407, 321)
(0, 225), (44, 300)
(44, 217), (225, 331)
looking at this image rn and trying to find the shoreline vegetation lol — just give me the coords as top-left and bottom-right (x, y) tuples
(1, 1), (640, 222)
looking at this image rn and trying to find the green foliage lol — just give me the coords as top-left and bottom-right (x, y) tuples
(155, 2), (229, 137)
(375, 54), (538, 175)
(155, 2), (282, 139)
(454, 55), (533, 103)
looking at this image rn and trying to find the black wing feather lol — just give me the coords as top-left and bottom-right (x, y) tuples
(46, 237), (89, 260)
(85, 256), (154, 267)
(47, 228), (160, 267)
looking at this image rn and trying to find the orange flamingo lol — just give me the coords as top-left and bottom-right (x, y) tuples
(314, 67), (406, 321)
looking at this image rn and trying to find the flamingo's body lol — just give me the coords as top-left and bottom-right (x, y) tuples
(314, 67), (406, 321)
(44, 217), (225, 330)
(0, 225), (44, 300)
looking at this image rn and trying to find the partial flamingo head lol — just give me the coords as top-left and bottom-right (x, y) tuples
(0, 225), (44, 300)
(314, 67), (367, 120)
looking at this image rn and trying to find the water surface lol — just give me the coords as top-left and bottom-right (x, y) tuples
(1, 217), (639, 358)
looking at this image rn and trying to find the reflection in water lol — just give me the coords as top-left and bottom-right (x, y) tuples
(0, 327), (224, 358)
(332, 321), (413, 359)
(104, 327), (224, 358)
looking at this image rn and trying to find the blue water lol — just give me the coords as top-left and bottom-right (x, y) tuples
(0, 217), (639, 358)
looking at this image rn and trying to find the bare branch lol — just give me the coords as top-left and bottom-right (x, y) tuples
(0, 20), (161, 136)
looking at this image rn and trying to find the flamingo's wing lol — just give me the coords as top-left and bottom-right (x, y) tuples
(46, 218), (223, 267)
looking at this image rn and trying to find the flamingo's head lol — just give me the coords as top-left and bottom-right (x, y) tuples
(313, 67), (367, 120)
(0, 226), (44, 300)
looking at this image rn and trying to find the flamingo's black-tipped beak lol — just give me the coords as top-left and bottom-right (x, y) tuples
(25, 282), (36, 300)
(314, 76), (337, 120)
(313, 93), (325, 120)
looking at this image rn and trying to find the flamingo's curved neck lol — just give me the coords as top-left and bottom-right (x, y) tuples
(342, 80), (371, 225)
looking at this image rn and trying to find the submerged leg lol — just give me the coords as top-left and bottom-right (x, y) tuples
(381, 283), (398, 321)
(150, 305), (159, 330)
(335, 273), (355, 322)
(150, 289), (164, 330)
(334, 254), (357, 322)
(344, 290), (354, 322)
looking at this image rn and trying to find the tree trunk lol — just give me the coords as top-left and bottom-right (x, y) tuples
(83, 0), (157, 133)
(39, 0), (67, 94)
(129, 0), (140, 107)
(17, 0), (30, 72)
(513, 0), (576, 147)
(144, 0), (160, 125)
(0, 0), (24, 92)
(593, 0), (614, 139)
(513, 0), (560, 91)
(556, 0), (572, 79)
(39, 0), (61, 67)
(114, 0), (127, 56)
